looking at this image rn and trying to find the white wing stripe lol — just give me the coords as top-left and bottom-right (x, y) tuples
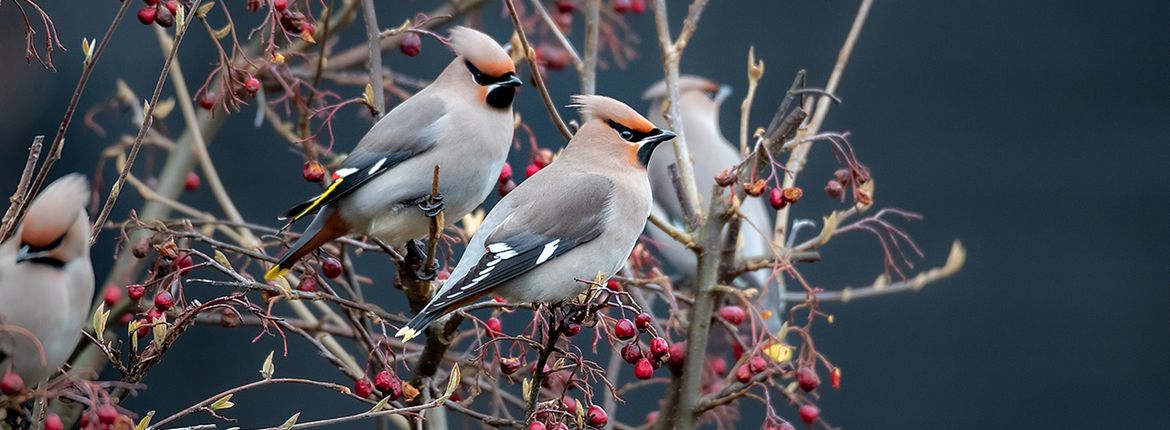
(535, 239), (561, 265)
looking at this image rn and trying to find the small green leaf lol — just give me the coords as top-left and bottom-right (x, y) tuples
(278, 412), (300, 430)
(210, 394), (235, 410)
(151, 316), (167, 347)
(213, 249), (233, 270)
(195, 1), (216, 18)
(92, 304), (110, 343)
(260, 350), (275, 379)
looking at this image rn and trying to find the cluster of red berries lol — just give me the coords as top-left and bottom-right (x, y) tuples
(611, 0), (646, 14)
(498, 163), (516, 196)
(275, 4), (316, 38)
(768, 186), (803, 210)
(75, 404), (126, 430)
(353, 369), (404, 399)
(825, 168), (853, 200)
(530, 396), (608, 429)
(613, 312), (670, 380)
(137, 0), (185, 28)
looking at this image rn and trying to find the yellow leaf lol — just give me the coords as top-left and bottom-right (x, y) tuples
(175, 4), (186, 28)
(152, 98), (175, 119)
(209, 394), (235, 410)
(260, 351), (275, 379)
(763, 342), (793, 364)
(362, 84), (375, 108)
(195, 1), (216, 18)
(521, 378), (532, 402)
(272, 52), (285, 64)
(214, 250), (233, 270)
(817, 211), (839, 247)
(574, 399), (584, 429)
(439, 363), (460, 402)
(212, 24), (231, 40)
(278, 412), (300, 430)
(300, 31), (316, 44)
(92, 304), (110, 342)
(151, 316), (167, 347)
(128, 320), (141, 351)
(134, 411), (154, 430)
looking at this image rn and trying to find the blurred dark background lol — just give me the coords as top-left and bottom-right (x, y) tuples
(2, 0), (1168, 428)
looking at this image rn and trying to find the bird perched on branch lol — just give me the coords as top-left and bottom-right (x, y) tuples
(0, 174), (94, 385)
(396, 95), (676, 342)
(642, 77), (775, 307)
(267, 26), (522, 281)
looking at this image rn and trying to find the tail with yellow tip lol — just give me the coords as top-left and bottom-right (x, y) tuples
(266, 208), (348, 281)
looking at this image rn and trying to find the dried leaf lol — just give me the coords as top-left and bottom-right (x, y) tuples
(213, 250), (233, 270)
(152, 98), (175, 119)
(272, 52), (285, 64)
(278, 412), (300, 430)
(212, 24), (231, 40)
(175, 4), (186, 28)
(116, 79), (136, 101)
(92, 304), (110, 342)
(574, 399), (584, 429)
(195, 1), (215, 18)
(209, 394), (235, 410)
(817, 211), (839, 246)
(134, 411), (154, 430)
(128, 320), (141, 351)
(402, 381), (420, 401)
(854, 179), (874, 212)
(362, 84), (375, 108)
(763, 342), (793, 363)
(438, 363), (460, 402)
(747, 46), (764, 81)
(368, 396), (391, 413)
(151, 316), (167, 347)
(300, 31), (316, 44)
(521, 378), (532, 402)
(260, 351), (275, 379)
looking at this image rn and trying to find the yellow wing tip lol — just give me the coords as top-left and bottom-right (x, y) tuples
(265, 266), (289, 281)
(396, 327), (419, 343)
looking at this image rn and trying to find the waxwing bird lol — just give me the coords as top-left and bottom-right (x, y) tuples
(0, 174), (95, 384)
(396, 95), (676, 341)
(267, 26), (523, 280)
(642, 77), (775, 304)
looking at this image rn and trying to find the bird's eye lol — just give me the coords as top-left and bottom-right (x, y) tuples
(620, 130), (633, 140)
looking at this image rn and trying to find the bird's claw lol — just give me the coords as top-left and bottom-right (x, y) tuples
(414, 260), (440, 281)
(418, 192), (445, 218)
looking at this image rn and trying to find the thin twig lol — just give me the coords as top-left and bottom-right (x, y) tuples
(579, 0), (601, 98)
(360, 0), (386, 116)
(504, 0), (573, 141)
(0, 136), (43, 238)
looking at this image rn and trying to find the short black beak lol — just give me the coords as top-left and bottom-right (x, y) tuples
(637, 129), (677, 166)
(500, 74), (523, 87)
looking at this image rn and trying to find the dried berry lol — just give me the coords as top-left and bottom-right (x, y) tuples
(613, 318), (636, 340)
(321, 257), (343, 278)
(132, 238), (150, 258)
(184, 171), (200, 191)
(219, 308), (241, 328)
(825, 179), (844, 200)
(485, 317), (502, 337)
(649, 337), (669, 358)
(749, 355), (768, 374)
(714, 169), (736, 187)
(137, 6), (156, 25)
(620, 342), (642, 364)
(354, 378), (373, 398)
(735, 364), (752, 383)
(634, 312), (652, 331)
(155, 5), (175, 27)
(172, 252), (193, 275)
(154, 290), (174, 311)
(744, 179), (767, 197)
(796, 366), (820, 392)
(769, 188), (787, 210)
(833, 168), (852, 186)
(782, 186), (803, 204)
(400, 32), (422, 57)
(498, 163), (513, 183)
(297, 274), (317, 292)
(244, 77), (261, 94)
(302, 160), (325, 183)
(718, 305), (746, 325)
(279, 10), (306, 33)
(799, 404), (820, 423)
(587, 405), (608, 427)
(1, 371), (24, 395)
(634, 357), (654, 379)
(499, 357), (521, 375)
(102, 285), (122, 307)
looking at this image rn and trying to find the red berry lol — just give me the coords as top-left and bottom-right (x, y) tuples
(649, 337), (669, 357)
(1, 371), (24, 395)
(172, 252), (193, 275)
(708, 357), (727, 375)
(118, 313), (134, 326)
(668, 341), (686, 370)
(769, 187), (787, 210)
(498, 179), (516, 197)
(561, 395), (576, 414)
(778, 422), (796, 430)
(163, 1), (178, 14)
(498, 163), (513, 183)
(831, 367), (842, 389)
(144, 0), (160, 5)
(825, 179), (845, 200)
(485, 317), (502, 337)
(796, 366), (820, 392)
(645, 411), (658, 424)
(147, 306), (166, 322)
(137, 6), (156, 25)
(613, 318), (636, 340)
(554, 12), (573, 32)
(634, 357), (653, 379)
(244, 77), (261, 94)
(44, 414), (63, 430)
(78, 413), (91, 428)
(154, 290), (174, 311)
(612, 0), (631, 14)
(321, 257), (343, 278)
(605, 278), (621, 292)
(533, 149), (553, 167)
(718, 305), (746, 325)
(184, 171), (200, 191)
(782, 187), (803, 204)
(102, 285), (122, 307)
(732, 340), (745, 361)
(302, 160), (325, 183)
(555, 0), (575, 13)
(273, 0), (287, 11)
(297, 274), (317, 292)
(551, 424), (568, 430)
(499, 356), (521, 375)
(354, 378), (373, 398)
(735, 364), (752, 383)
(97, 405), (118, 424)
(400, 32), (422, 57)
(198, 92), (217, 110)
(749, 355), (768, 374)
(525, 163), (541, 178)
(587, 405), (608, 427)
(563, 322), (581, 337)
(528, 422), (547, 430)
(620, 343), (642, 364)
(539, 44), (569, 71)
(799, 404), (820, 423)
(634, 312), (652, 331)
(135, 319), (151, 336)
(436, 269), (450, 281)
(631, 0), (645, 13)
(374, 370), (393, 392)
